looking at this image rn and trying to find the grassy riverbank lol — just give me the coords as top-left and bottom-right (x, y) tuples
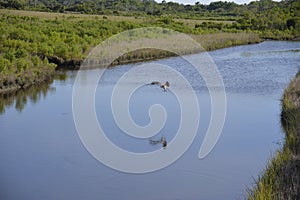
(0, 9), (262, 94)
(248, 72), (300, 199)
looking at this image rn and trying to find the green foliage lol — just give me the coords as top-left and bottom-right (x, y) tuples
(191, 0), (300, 39)
(1, 1), (299, 39)
(0, 0), (247, 18)
(235, 0), (300, 39)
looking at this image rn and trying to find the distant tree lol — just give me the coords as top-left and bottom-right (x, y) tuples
(2, 0), (26, 9)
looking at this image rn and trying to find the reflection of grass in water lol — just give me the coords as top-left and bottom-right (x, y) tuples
(0, 79), (56, 114)
(248, 71), (300, 199)
(0, 71), (67, 114)
(54, 72), (68, 81)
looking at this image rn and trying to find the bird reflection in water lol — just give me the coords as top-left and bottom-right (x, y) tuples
(149, 136), (167, 149)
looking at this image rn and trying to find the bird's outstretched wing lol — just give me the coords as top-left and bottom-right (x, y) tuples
(150, 81), (162, 85)
(165, 81), (170, 87)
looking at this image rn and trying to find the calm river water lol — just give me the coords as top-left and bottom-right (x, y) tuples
(1, 41), (300, 200)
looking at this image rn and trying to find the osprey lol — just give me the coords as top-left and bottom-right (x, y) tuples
(150, 81), (170, 91)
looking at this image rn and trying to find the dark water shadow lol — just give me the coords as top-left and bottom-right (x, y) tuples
(0, 72), (67, 115)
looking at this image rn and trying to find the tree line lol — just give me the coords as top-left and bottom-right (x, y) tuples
(0, 0), (296, 18)
(1, 0), (299, 37)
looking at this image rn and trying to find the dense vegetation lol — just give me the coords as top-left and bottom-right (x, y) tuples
(248, 71), (300, 199)
(1, 0), (300, 38)
(0, 11), (145, 92)
(1, 0), (300, 35)
(0, 0), (247, 17)
(0, 0), (299, 93)
(0, 8), (261, 93)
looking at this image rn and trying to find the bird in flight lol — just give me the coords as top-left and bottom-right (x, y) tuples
(150, 81), (170, 91)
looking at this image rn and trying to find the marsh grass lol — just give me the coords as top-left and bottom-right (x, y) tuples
(110, 32), (261, 66)
(248, 72), (300, 200)
(0, 9), (147, 22)
(0, 9), (236, 25)
(190, 32), (261, 51)
(174, 18), (235, 28)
